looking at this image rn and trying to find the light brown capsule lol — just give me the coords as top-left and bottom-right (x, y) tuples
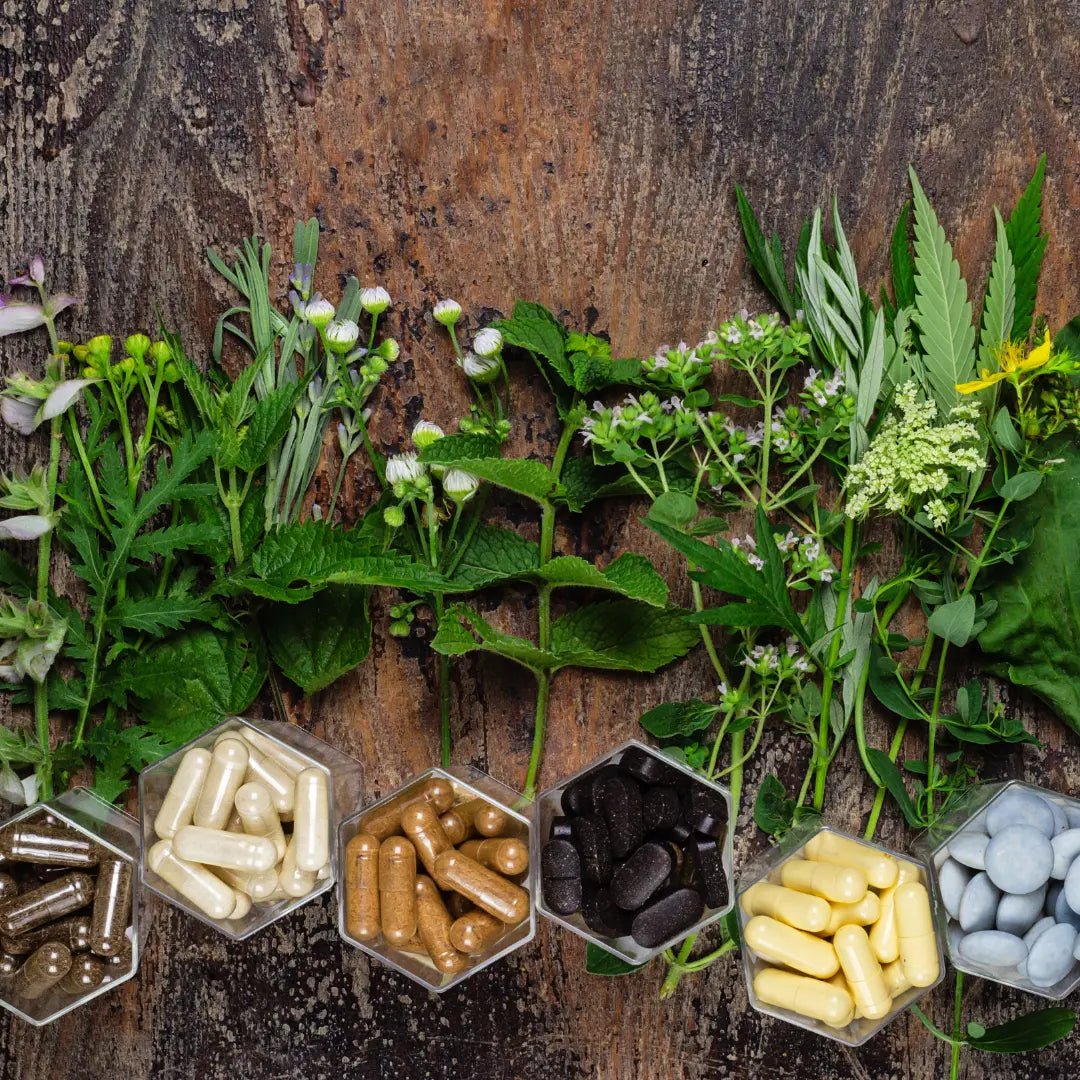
(0, 824), (99, 868)
(360, 779), (456, 842)
(0, 873), (95, 936)
(379, 837), (417, 945)
(13, 942), (72, 1000)
(473, 802), (512, 838)
(0, 951), (18, 977)
(1, 915), (92, 956)
(343, 833), (380, 942)
(193, 739), (249, 831)
(460, 837), (529, 877)
(415, 875), (466, 974)
(444, 891), (473, 920)
(449, 910), (505, 954)
(433, 851), (529, 924)
(400, 804), (453, 877)
(439, 810), (469, 846)
(90, 859), (132, 958)
(57, 953), (105, 995)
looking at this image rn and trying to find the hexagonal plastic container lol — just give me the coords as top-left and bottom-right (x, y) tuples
(0, 788), (140, 1026)
(915, 780), (1080, 1000)
(138, 717), (361, 940)
(534, 739), (735, 965)
(737, 822), (943, 1046)
(337, 765), (536, 992)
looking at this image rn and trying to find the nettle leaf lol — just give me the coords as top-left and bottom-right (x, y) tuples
(265, 585), (372, 695)
(420, 433), (502, 462)
(85, 715), (173, 803)
(735, 185), (798, 319)
(565, 333), (642, 393)
(108, 595), (220, 638)
(890, 201), (916, 310)
(538, 554), (668, 607)
(550, 600), (698, 673)
(222, 381), (307, 472)
(979, 208), (1016, 369)
(492, 301), (572, 386)
(430, 605), (557, 671)
(448, 525), (540, 590)
(585, 943), (647, 976)
(908, 167), (976, 414)
(965, 1007), (1075, 1054)
(640, 699), (721, 740)
(556, 457), (644, 512)
(420, 451), (561, 505)
(1004, 154), (1047, 341)
(927, 594), (977, 647)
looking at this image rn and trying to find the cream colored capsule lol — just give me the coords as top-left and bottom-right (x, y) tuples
(740, 881), (831, 933)
(245, 748), (296, 818)
(753, 967), (855, 1029)
(894, 881), (939, 988)
(780, 858), (868, 904)
(824, 891), (881, 936)
(173, 825), (278, 873)
(882, 958), (911, 997)
(279, 836), (318, 898)
(834, 924), (892, 1020)
(227, 891), (253, 919)
(148, 839), (237, 920)
(234, 782), (287, 862)
(214, 865), (281, 901)
(293, 768), (330, 873)
(743, 915), (840, 979)
(805, 833), (899, 890)
(869, 861), (921, 964)
(194, 739), (249, 830)
(237, 727), (309, 778)
(154, 748), (212, 840)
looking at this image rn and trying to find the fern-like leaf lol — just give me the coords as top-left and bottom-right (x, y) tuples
(980, 208), (1016, 367)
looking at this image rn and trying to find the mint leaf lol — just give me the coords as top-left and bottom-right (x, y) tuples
(265, 585), (372, 695)
(430, 605), (557, 671)
(448, 525), (540, 590)
(492, 301), (571, 385)
(648, 491), (698, 529)
(639, 699), (720, 739)
(754, 774), (797, 837)
(419, 450), (561, 505)
(965, 1007), (1075, 1053)
(537, 554), (668, 607)
(1004, 154), (1047, 341)
(557, 457), (647, 512)
(565, 333), (642, 393)
(550, 601), (698, 673)
(585, 943), (646, 976)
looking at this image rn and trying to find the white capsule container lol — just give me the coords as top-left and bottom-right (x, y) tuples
(138, 717), (360, 940)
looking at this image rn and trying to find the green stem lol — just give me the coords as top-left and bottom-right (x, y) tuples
(226, 468), (245, 563)
(950, 972), (965, 1080)
(328, 446), (352, 520)
(64, 412), (108, 528)
(659, 934), (697, 999)
(435, 595), (451, 767)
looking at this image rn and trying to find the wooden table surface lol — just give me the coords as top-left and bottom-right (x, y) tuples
(3, 1), (1080, 1077)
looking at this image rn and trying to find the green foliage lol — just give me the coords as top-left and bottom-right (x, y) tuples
(638, 699), (721, 739)
(734, 185), (800, 319)
(1004, 154), (1047, 341)
(964, 1008), (1075, 1053)
(585, 944), (647, 976)
(979, 209), (1016, 368)
(753, 773), (820, 839)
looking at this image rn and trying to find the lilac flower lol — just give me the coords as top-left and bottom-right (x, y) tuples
(0, 514), (53, 541)
(7, 255), (45, 287)
(0, 298), (46, 337)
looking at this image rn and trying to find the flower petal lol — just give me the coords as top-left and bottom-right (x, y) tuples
(0, 514), (53, 541)
(0, 301), (45, 337)
(956, 371), (1007, 394)
(1018, 330), (1053, 372)
(41, 378), (95, 421)
(0, 395), (41, 434)
(43, 293), (80, 318)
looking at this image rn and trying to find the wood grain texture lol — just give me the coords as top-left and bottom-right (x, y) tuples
(3, 0), (1080, 1076)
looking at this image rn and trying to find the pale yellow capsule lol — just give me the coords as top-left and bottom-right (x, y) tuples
(154, 748), (212, 840)
(869, 861), (921, 964)
(834, 924), (892, 1020)
(753, 967), (855, 1029)
(780, 858), (867, 904)
(214, 865), (281, 901)
(279, 836), (318, 898)
(894, 881), (939, 988)
(237, 727), (308, 778)
(824, 892), (881, 937)
(227, 891), (253, 919)
(882, 958), (911, 997)
(293, 768), (330, 873)
(743, 915), (839, 979)
(244, 747), (296, 817)
(234, 782), (287, 862)
(193, 740), (249, 830)
(173, 825), (278, 873)
(147, 839), (237, 920)
(805, 833), (899, 890)
(740, 881), (831, 933)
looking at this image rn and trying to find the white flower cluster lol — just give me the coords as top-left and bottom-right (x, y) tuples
(384, 425), (481, 509)
(581, 391), (699, 450)
(643, 336), (717, 392)
(802, 367), (845, 408)
(741, 637), (813, 679)
(844, 382), (983, 528)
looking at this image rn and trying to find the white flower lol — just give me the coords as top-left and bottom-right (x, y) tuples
(325, 319), (360, 353)
(458, 350), (500, 384)
(473, 327), (503, 357)
(41, 379), (95, 422)
(0, 299), (46, 338)
(360, 286), (391, 315)
(1, 395), (40, 435)
(0, 514), (53, 541)
(385, 452), (426, 486)
(411, 420), (445, 449)
(442, 469), (480, 504)
(433, 299), (462, 327)
(302, 297), (335, 327)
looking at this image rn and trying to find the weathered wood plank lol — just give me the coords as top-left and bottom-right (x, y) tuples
(2, 1), (1080, 1077)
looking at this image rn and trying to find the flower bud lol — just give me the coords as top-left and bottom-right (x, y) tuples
(383, 505), (406, 528)
(56, 340), (73, 355)
(325, 319), (360, 354)
(360, 286), (391, 315)
(125, 333), (151, 360)
(72, 344), (89, 362)
(411, 420), (445, 449)
(389, 619), (411, 637)
(148, 340), (172, 365)
(442, 468), (480, 504)
(473, 327), (503, 357)
(459, 350), (500, 384)
(118, 356), (136, 375)
(304, 297), (336, 328)
(378, 338), (400, 361)
(433, 299), (462, 327)
(161, 362), (181, 384)
(87, 335), (113, 359)
(385, 451), (426, 487)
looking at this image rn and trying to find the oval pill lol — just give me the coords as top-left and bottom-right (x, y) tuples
(780, 858), (867, 903)
(753, 967), (855, 1029)
(237, 727), (309, 778)
(14, 942), (72, 1000)
(882, 958), (911, 997)
(193, 739), (249, 830)
(743, 915), (839, 979)
(804, 832), (899, 890)
(89, 857), (132, 958)
(433, 850), (529, 925)
(214, 864), (281, 901)
(279, 836), (318, 898)
(0, 824), (100, 868)
(893, 881), (939, 987)
(380, 837), (418, 945)
(361, 779), (456, 841)
(869, 861), (921, 964)
(343, 833), (380, 942)
(834, 924), (892, 1020)
(174, 825), (278, 873)
(58, 953), (105, 995)
(244, 748), (296, 818)
(292, 768), (330, 873)
(0, 872), (95, 935)
(148, 840), (237, 920)
(415, 875), (466, 974)
(439, 809), (469, 846)
(740, 882), (831, 933)
(460, 837), (530, 878)
(473, 802), (512, 838)
(154, 748), (212, 840)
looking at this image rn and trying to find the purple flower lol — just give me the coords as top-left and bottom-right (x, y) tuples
(7, 255), (45, 287)
(0, 298), (46, 337)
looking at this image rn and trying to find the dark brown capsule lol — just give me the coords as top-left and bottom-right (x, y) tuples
(0, 872), (18, 903)
(0, 873), (95, 936)
(89, 858), (132, 958)
(13, 942), (72, 1000)
(0, 951), (18, 977)
(1, 915), (92, 956)
(57, 953), (105, 995)
(0, 824), (100, 868)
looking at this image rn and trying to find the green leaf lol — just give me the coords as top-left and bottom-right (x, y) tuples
(991, 407), (1023, 454)
(491, 301), (572, 386)
(108, 595), (220, 638)
(979, 208), (1016, 368)
(85, 715), (173, 803)
(556, 457), (645, 512)
(996, 471), (1043, 502)
(264, 585), (372, 695)
(639, 700), (721, 740)
(927, 595), (977, 647)
(550, 601), (698, 673)
(980, 438), (1080, 733)
(418, 443), (561, 504)
(646, 491), (698, 529)
(869, 649), (927, 721)
(419, 433), (502, 461)
(1054, 314), (1080, 361)
(537, 554), (669, 607)
(225, 381), (307, 472)
(430, 605), (557, 671)
(1004, 154), (1047, 341)
(447, 525), (540, 590)
(890, 202), (916, 310)
(735, 185), (797, 319)
(585, 943), (647, 976)
(866, 749), (921, 828)
(965, 1007), (1075, 1053)
(754, 774), (794, 836)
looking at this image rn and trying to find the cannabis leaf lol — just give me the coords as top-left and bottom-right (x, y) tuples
(735, 185), (799, 319)
(1004, 154), (1047, 341)
(979, 209), (1016, 369)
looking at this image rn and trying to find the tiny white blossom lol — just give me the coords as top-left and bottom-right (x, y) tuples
(459, 350), (500, 383)
(442, 469), (480, 504)
(325, 319), (360, 353)
(360, 286), (391, 315)
(385, 452), (425, 486)
(433, 299), (462, 327)
(473, 327), (503, 357)
(411, 420), (445, 449)
(303, 297), (335, 327)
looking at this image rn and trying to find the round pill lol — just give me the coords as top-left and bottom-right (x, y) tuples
(984, 825), (1053, 895)
(610, 842), (672, 911)
(1050, 829), (1080, 880)
(687, 835), (728, 910)
(1048, 799), (1069, 836)
(1026, 923), (1078, 987)
(958, 930), (1027, 969)
(958, 872), (1000, 933)
(570, 816), (613, 886)
(938, 858), (971, 921)
(1062, 856), (1080, 916)
(996, 886), (1046, 937)
(948, 831), (989, 871)
(1023, 915), (1056, 951)
(985, 788), (1056, 838)
(630, 887), (704, 948)
(1055, 879), (1080, 929)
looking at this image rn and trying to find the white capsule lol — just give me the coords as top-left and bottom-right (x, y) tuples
(234, 782), (287, 862)
(279, 836), (318, 898)
(227, 892), (253, 920)
(147, 839), (237, 920)
(237, 728), (308, 778)
(214, 864), (281, 902)
(173, 825), (278, 873)
(293, 768), (330, 873)
(244, 747), (296, 818)
(193, 739), (249, 830)
(154, 748), (212, 840)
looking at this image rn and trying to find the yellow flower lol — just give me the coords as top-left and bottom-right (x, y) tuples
(956, 332), (1053, 394)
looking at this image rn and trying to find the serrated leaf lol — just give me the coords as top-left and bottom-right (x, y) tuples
(735, 185), (797, 319)
(980, 208), (1016, 368)
(550, 601), (698, 673)
(491, 301), (572, 385)
(1004, 154), (1047, 341)
(420, 433), (502, 461)
(556, 457), (645, 512)
(128, 521), (225, 563)
(908, 168), (976, 413)
(639, 699), (720, 739)
(430, 606), (557, 671)
(108, 595), (220, 637)
(537, 554), (668, 607)
(85, 715), (173, 803)
(419, 450), (561, 504)
(222, 381), (307, 472)
(890, 202), (916, 309)
(447, 525), (540, 589)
